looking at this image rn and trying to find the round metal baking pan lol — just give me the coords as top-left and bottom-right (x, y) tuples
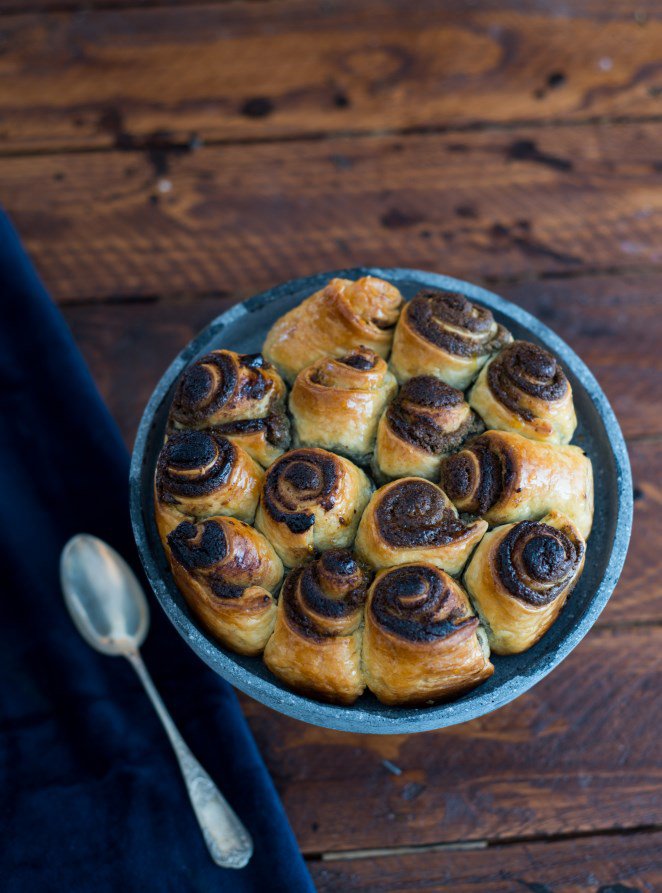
(130, 268), (632, 734)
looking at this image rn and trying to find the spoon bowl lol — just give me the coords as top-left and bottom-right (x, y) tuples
(60, 534), (148, 656)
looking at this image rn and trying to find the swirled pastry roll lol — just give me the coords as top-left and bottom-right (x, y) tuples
(354, 478), (487, 575)
(363, 563), (494, 705)
(154, 430), (264, 537)
(441, 430), (594, 539)
(463, 511), (586, 654)
(169, 349), (289, 466)
(373, 376), (483, 482)
(468, 341), (577, 444)
(255, 448), (372, 566)
(390, 290), (512, 388)
(264, 550), (371, 704)
(290, 347), (397, 464)
(263, 277), (403, 382)
(166, 516), (283, 655)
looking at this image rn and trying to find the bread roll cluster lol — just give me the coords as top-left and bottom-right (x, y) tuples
(155, 277), (593, 705)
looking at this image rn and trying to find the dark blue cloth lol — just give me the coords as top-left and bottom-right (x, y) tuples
(0, 212), (314, 893)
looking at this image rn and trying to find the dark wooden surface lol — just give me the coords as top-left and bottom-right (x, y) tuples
(4, 1), (660, 889)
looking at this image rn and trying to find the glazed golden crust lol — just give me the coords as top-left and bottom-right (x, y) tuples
(263, 550), (371, 704)
(463, 511), (586, 655)
(290, 347), (397, 463)
(255, 447), (373, 567)
(165, 516), (283, 655)
(354, 477), (487, 575)
(154, 429), (264, 538)
(390, 290), (512, 389)
(469, 341), (577, 444)
(263, 277), (403, 382)
(363, 563), (494, 705)
(169, 349), (289, 466)
(373, 375), (483, 482)
(441, 430), (594, 539)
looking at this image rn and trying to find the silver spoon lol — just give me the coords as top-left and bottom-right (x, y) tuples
(60, 533), (253, 870)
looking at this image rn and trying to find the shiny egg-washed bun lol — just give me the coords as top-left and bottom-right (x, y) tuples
(354, 477), (487, 576)
(264, 550), (371, 704)
(468, 341), (577, 444)
(373, 375), (483, 482)
(440, 430), (593, 539)
(263, 277), (403, 383)
(290, 346), (397, 464)
(154, 429), (264, 537)
(390, 290), (512, 389)
(166, 516), (283, 655)
(363, 563), (494, 705)
(463, 510), (586, 655)
(255, 448), (372, 567)
(169, 349), (289, 466)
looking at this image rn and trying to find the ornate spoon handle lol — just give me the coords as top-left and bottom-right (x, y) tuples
(126, 650), (253, 869)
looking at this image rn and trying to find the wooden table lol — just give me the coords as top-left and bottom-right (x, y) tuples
(2, 1), (660, 889)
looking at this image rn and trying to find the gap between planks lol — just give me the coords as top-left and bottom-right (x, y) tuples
(308, 822), (662, 863)
(4, 112), (662, 161)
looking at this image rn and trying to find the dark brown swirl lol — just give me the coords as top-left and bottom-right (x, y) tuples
(497, 520), (585, 606)
(339, 350), (378, 371)
(441, 435), (516, 515)
(262, 449), (341, 533)
(487, 341), (569, 421)
(156, 430), (236, 503)
(213, 412), (291, 449)
(386, 376), (483, 454)
(282, 550), (371, 641)
(168, 518), (229, 572)
(375, 479), (465, 547)
(170, 350), (276, 426)
(369, 564), (477, 642)
(408, 290), (510, 357)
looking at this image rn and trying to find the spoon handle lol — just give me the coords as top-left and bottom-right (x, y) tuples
(126, 650), (253, 869)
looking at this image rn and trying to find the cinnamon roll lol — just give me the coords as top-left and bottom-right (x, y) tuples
(463, 511), (586, 654)
(290, 347), (397, 464)
(169, 349), (289, 466)
(255, 448), (372, 567)
(154, 429), (264, 537)
(354, 478), (487, 576)
(373, 376), (483, 482)
(363, 563), (494, 705)
(390, 290), (512, 388)
(263, 276), (403, 382)
(166, 516), (283, 655)
(264, 550), (371, 704)
(441, 430), (594, 539)
(468, 341), (577, 444)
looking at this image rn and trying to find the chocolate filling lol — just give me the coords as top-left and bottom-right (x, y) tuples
(370, 564), (477, 642)
(156, 430), (236, 500)
(497, 520), (583, 606)
(375, 479), (466, 547)
(262, 449), (340, 533)
(168, 519), (228, 571)
(407, 290), (510, 357)
(487, 341), (569, 421)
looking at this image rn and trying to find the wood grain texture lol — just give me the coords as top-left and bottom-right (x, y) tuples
(7, 123), (662, 304)
(309, 829), (662, 892)
(237, 627), (661, 853)
(1, 1), (661, 152)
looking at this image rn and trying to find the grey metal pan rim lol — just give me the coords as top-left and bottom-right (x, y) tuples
(129, 268), (632, 734)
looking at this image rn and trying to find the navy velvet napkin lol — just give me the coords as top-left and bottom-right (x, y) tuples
(0, 212), (315, 893)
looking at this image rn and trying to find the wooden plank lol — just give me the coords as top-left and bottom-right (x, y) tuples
(1, 1), (662, 151)
(7, 122), (662, 303)
(309, 829), (662, 892)
(237, 627), (661, 853)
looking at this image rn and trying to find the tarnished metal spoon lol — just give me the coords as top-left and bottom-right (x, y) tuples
(60, 534), (253, 869)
